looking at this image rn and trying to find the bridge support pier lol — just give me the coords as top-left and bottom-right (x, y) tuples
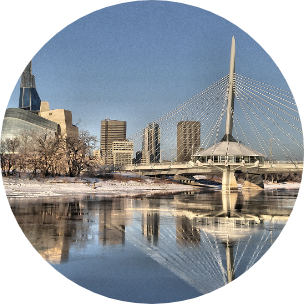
(222, 168), (238, 191)
(173, 174), (193, 184)
(242, 173), (264, 190)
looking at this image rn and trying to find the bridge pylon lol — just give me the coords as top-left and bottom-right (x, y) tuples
(225, 36), (235, 138)
(222, 167), (238, 191)
(221, 36), (238, 191)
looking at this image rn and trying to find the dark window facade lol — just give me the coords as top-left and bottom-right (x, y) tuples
(19, 87), (41, 112)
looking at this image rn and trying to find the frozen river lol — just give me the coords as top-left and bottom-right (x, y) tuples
(9, 189), (297, 303)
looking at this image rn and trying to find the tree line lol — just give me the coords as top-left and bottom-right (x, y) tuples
(0, 129), (100, 177)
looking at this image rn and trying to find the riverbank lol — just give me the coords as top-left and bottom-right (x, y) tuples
(263, 181), (301, 190)
(2, 176), (196, 198)
(1, 175), (301, 199)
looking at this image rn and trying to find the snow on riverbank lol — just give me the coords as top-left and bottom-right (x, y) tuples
(1, 176), (301, 199)
(2, 176), (195, 198)
(263, 181), (301, 190)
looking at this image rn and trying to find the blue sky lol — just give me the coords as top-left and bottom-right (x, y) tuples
(6, 1), (292, 143)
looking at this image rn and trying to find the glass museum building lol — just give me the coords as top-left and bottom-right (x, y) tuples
(1, 108), (59, 141)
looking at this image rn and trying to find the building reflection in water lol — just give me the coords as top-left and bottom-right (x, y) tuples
(99, 200), (125, 246)
(10, 198), (87, 264)
(9, 189), (294, 294)
(141, 199), (160, 246)
(176, 215), (200, 247)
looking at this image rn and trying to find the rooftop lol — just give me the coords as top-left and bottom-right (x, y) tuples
(194, 136), (265, 157)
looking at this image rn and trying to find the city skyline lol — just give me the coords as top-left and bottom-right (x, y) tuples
(5, 1), (296, 145)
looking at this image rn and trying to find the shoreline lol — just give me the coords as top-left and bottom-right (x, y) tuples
(2, 176), (301, 199)
(2, 176), (196, 199)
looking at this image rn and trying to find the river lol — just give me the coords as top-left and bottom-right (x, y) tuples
(8, 189), (298, 303)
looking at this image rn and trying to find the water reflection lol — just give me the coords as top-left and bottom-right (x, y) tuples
(9, 189), (296, 296)
(141, 199), (160, 246)
(98, 199), (130, 246)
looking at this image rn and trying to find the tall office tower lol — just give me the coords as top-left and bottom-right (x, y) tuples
(177, 121), (201, 162)
(19, 61), (41, 112)
(100, 119), (126, 165)
(142, 122), (160, 164)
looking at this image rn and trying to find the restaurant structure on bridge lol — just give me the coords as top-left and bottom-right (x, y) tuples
(193, 135), (265, 165)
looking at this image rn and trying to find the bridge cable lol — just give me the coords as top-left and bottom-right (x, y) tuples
(236, 87), (304, 151)
(236, 90), (300, 162)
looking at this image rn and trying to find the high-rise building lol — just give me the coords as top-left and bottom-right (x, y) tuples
(19, 61), (41, 112)
(100, 119), (126, 165)
(177, 121), (200, 162)
(142, 122), (160, 164)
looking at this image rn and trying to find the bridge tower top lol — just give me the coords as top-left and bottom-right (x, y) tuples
(193, 36), (265, 165)
(223, 36), (235, 141)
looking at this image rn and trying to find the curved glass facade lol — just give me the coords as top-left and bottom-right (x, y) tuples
(1, 108), (59, 141)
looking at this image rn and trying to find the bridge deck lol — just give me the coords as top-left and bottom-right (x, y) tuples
(124, 161), (303, 176)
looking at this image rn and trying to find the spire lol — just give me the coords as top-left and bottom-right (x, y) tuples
(20, 61), (36, 88)
(19, 61), (41, 111)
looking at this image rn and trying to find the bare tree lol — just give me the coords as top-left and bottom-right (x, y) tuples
(0, 137), (20, 175)
(79, 130), (98, 156)
(65, 130), (98, 177)
(0, 140), (7, 175)
(16, 131), (32, 175)
(31, 131), (63, 177)
(1, 129), (99, 178)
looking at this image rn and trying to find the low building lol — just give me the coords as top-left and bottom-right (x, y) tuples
(92, 150), (104, 167)
(93, 150), (101, 158)
(112, 141), (134, 166)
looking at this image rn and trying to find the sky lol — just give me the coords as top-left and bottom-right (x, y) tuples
(6, 0), (294, 144)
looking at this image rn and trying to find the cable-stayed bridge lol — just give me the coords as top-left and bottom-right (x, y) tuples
(124, 37), (303, 190)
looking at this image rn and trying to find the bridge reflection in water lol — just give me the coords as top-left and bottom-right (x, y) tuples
(9, 190), (295, 295)
(126, 191), (292, 293)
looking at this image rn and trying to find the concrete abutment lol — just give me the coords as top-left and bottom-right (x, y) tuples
(242, 173), (264, 190)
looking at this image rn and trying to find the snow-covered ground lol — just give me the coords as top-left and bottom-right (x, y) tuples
(2, 176), (195, 198)
(2, 176), (301, 199)
(263, 181), (301, 190)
